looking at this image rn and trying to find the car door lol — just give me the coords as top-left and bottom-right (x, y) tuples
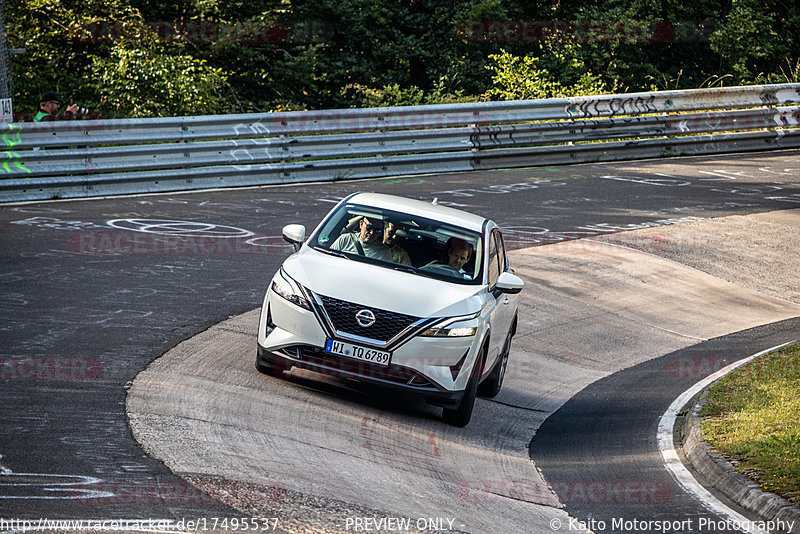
(485, 228), (515, 374)
(494, 229), (518, 335)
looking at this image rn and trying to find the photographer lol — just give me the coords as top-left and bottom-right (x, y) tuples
(33, 91), (84, 122)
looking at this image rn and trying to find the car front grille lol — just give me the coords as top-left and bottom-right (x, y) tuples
(316, 294), (422, 342)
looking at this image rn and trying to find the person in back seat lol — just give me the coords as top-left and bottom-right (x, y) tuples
(383, 220), (412, 266)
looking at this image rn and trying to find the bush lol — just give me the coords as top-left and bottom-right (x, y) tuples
(485, 49), (612, 100)
(90, 46), (234, 118)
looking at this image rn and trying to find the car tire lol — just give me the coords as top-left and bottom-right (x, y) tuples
(478, 331), (511, 399)
(442, 351), (483, 427)
(255, 352), (286, 377)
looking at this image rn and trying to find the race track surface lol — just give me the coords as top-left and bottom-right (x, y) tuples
(128, 212), (800, 531)
(1, 150), (798, 531)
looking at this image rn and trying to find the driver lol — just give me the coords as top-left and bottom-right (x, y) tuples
(444, 237), (473, 275)
(424, 237), (473, 278)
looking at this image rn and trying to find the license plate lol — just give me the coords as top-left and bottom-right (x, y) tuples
(324, 339), (391, 367)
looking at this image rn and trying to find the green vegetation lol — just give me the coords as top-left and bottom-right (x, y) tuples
(485, 48), (615, 100)
(6, 0), (800, 119)
(701, 343), (800, 505)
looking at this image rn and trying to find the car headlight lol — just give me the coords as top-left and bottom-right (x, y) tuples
(421, 326), (477, 337)
(271, 269), (311, 310)
(420, 313), (479, 337)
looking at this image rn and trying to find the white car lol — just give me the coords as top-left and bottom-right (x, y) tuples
(256, 193), (523, 426)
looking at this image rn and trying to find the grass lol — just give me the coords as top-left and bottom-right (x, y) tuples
(701, 342), (800, 505)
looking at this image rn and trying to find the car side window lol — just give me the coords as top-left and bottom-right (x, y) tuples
(487, 230), (500, 288)
(495, 230), (508, 273)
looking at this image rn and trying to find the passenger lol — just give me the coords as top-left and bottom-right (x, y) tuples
(383, 220), (412, 266)
(330, 216), (392, 261)
(340, 215), (411, 265)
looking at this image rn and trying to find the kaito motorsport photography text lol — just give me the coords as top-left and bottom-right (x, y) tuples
(553, 516), (796, 532)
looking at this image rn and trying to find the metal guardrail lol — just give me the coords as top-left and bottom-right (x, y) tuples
(2, 83), (799, 202)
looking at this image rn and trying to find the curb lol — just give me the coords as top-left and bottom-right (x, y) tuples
(681, 391), (800, 534)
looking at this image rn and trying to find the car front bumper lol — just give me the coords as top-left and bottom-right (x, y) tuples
(256, 343), (466, 409)
(258, 289), (484, 407)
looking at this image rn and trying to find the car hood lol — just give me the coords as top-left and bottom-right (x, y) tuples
(283, 248), (486, 318)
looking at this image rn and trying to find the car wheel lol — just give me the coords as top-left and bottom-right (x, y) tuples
(255, 351), (285, 377)
(478, 331), (511, 399)
(442, 351), (483, 427)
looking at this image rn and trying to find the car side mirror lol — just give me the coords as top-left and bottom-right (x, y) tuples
(282, 224), (306, 252)
(496, 271), (524, 294)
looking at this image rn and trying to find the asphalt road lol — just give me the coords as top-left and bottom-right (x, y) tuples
(0, 150), (798, 525)
(530, 318), (800, 534)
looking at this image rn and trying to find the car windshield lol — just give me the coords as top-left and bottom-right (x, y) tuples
(309, 202), (484, 285)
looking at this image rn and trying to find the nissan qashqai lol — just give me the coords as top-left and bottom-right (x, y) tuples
(256, 193), (523, 426)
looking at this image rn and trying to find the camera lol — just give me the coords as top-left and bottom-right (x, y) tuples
(69, 102), (90, 116)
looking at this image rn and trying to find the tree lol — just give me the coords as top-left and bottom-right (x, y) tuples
(90, 45), (232, 117)
(8, 0), (238, 118)
(710, 0), (799, 83)
(6, 0), (798, 119)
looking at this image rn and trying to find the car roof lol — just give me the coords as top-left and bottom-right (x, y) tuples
(346, 192), (488, 232)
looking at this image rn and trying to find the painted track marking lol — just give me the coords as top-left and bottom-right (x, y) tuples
(657, 341), (797, 534)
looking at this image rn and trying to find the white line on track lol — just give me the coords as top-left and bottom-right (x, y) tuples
(657, 341), (797, 534)
(0, 454), (12, 475)
(697, 170), (745, 180)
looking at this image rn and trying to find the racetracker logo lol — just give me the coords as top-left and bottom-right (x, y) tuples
(457, 19), (713, 44)
(0, 357), (103, 381)
(360, 417), (442, 470)
(69, 20), (333, 45)
(67, 232), (290, 255)
(457, 480), (672, 506)
(666, 354), (799, 381)
(456, 480), (560, 507)
(550, 480), (674, 504)
(665, 355), (733, 380)
(505, 230), (670, 255)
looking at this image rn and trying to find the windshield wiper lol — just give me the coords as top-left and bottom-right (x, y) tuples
(392, 264), (417, 274)
(315, 247), (350, 259)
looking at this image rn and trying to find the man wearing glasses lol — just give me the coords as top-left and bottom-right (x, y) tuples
(330, 216), (393, 261)
(34, 91), (78, 122)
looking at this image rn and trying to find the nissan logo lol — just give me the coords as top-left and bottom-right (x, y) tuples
(355, 309), (376, 328)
